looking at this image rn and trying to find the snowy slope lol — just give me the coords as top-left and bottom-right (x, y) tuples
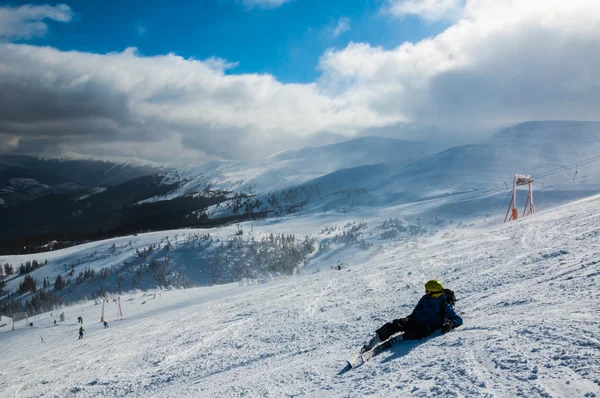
(1, 194), (600, 397)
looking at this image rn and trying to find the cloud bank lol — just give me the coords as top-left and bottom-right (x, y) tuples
(1, 1), (600, 164)
(0, 4), (72, 41)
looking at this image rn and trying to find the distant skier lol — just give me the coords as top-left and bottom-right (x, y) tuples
(54, 320), (57, 326)
(40, 336), (44, 343)
(103, 321), (109, 329)
(78, 326), (85, 339)
(360, 280), (463, 353)
(77, 316), (83, 324)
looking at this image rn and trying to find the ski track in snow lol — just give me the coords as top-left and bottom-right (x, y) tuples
(1, 196), (600, 397)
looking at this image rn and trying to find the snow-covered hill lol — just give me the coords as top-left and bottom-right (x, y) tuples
(204, 121), (600, 221)
(145, 136), (441, 202)
(373, 121), (600, 203)
(1, 193), (600, 397)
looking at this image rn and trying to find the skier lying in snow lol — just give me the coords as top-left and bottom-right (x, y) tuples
(361, 280), (463, 353)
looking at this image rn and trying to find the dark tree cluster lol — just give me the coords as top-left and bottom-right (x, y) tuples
(18, 274), (37, 294)
(331, 222), (372, 249)
(98, 267), (111, 279)
(149, 258), (171, 287)
(1, 263), (15, 277)
(210, 233), (317, 284)
(42, 276), (51, 289)
(76, 268), (96, 285)
(0, 298), (21, 318)
(19, 259), (47, 275)
(377, 218), (426, 240)
(54, 275), (65, 291)
(24, 290), (63, 316)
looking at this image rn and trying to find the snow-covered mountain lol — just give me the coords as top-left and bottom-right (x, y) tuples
(377, 121), (600, 197)
(0, 155), (161, 207)
(203, 121), (600, 221)
(360, 121), (600, 215)
(5, 122), (599, 256)
(148, 136), (442, 201)
(1, 191), (599, 397)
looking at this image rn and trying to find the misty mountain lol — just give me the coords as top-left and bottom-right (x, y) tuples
(3, 122), (600, 254)
(150, 136), (443, 201)
(369, 121), (600, 205)
(0, 155), (162, 207)
(207, 121), (600, 220)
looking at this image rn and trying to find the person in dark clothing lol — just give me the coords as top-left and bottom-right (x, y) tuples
(78, 326), (85, 339)
(361, 280), (463, 353)
(103, 321), (109, 329)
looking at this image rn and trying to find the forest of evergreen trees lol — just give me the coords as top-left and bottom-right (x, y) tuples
(19, 259), (48, 275)
(209, 233), (317, 284)
(0, 290), (63, 318)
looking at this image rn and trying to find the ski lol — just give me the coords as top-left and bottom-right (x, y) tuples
(338, 333), (404, 375)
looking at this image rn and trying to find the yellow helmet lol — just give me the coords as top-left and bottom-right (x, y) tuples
(425, 280), (444, 293)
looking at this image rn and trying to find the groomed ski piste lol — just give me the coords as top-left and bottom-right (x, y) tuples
(1, 194), (600, 397)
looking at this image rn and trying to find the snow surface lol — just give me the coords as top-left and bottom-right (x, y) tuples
(2, 193), (600, 397)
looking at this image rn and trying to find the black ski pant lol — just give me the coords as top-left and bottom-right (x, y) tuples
(376, 316), (432, 341)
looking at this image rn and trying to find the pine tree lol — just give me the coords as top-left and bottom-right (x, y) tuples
(4, 263), (14, 276)
(18, 275), (36, 294)
(54, 275), (64, 291)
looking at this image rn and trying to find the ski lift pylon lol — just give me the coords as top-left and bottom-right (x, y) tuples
(504, 174), (535, 223)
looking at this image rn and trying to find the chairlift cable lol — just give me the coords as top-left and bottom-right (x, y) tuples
(405, 153), (600, 222)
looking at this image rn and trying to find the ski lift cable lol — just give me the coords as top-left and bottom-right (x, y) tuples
(533, 154), (600, 179)
(406, 186), (508, 221)
(408, 155), (600, 221)
(408, 154), (600, 221)
(405, 153), (600, 222)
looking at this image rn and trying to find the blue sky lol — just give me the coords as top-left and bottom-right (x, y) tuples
(9, 0), (447, 83)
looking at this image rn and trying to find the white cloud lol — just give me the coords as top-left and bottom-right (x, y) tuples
(0, 4), (72, 41)
(386, 0), (464, 21)
(241, 0), (292, 9)
(320, 0), (600, 133)
(0, 44), (389, 163)
(332, 17), (351, 38)
(1, 0), (600, 164)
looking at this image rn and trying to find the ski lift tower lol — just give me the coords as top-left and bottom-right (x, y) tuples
(504, 174), (535, 223)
